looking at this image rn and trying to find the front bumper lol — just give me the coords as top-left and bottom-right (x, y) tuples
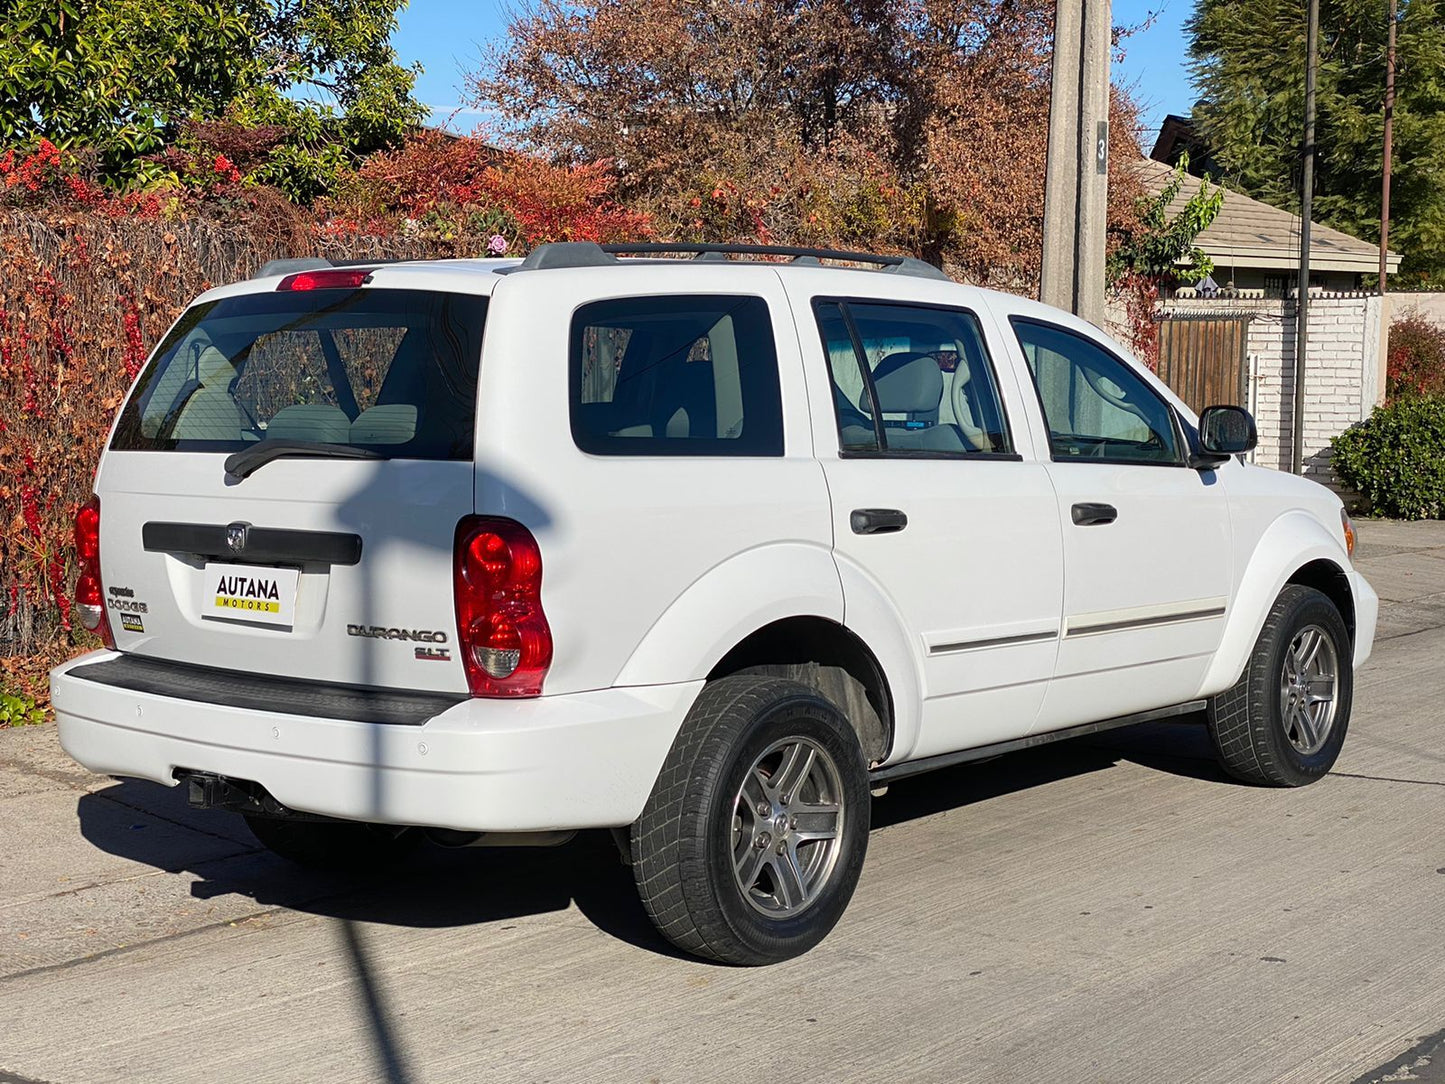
(52, 651), (699, 832)
(1349, 569), (1379, 670)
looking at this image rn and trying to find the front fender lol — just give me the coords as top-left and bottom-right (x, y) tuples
(615, 542), (844, 687)
(1199, 510), (1352, 695)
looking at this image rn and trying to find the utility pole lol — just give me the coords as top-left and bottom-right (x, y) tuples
(1380, 0), (1396, 293)
(1041, 0), (1111, 326)
(1292, 0), (1320, 476)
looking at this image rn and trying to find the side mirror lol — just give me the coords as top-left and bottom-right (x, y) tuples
(1199, 405), (1258, 455)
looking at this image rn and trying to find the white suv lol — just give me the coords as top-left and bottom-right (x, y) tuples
(53, 242), (1378, 965)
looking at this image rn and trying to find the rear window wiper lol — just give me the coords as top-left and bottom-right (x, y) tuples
(224, 440), (384, 480)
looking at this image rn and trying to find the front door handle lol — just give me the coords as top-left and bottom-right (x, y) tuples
(851, 508), (908, 535)
(1071, 502), (1118, 527)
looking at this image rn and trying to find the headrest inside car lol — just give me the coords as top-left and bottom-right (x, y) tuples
(864, 352), (944, 415)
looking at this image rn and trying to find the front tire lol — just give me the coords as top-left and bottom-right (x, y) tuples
(1207, 585), (1353, 786)
(631, 675), (870, 965)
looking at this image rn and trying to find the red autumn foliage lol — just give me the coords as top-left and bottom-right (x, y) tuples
(1386, 311), (1445, 400)
(324, 132), (651, 246)
(478, 155), (650, 243)
(0, 136), (660, 700)
(0, 140), (68, 202)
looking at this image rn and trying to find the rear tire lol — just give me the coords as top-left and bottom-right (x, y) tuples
(244, 815), (412, 871)
(631, 675), (870, 965)
(1207, 585), (1353, 787)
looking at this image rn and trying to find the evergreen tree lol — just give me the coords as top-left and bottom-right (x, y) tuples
(1188, 0), (1445, 285)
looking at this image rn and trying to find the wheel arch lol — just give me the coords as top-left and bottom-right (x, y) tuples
(614, 542), (920, 766)
(708, 615), (895, 765)
(1200, 510), (1354, 696)
(1286, 559), (1355, 643)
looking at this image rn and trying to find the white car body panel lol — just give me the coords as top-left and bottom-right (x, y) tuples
(781, 273), (1064, 760)
(825, 556), (926, 765)
(54, 651), (694, 831)
(613, 541), (843, 686)
(52, 252), (1378, 834)
(1200, 499), (1375, 692)
(474, 266), (832, 695)
(96, 452), (474, 693)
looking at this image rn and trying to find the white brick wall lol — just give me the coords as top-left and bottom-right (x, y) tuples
(1158, 293), (1384, 487)
(1391, 291), (1445, 326)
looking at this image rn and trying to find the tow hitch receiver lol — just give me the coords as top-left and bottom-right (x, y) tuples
(178, 770), (330, 821)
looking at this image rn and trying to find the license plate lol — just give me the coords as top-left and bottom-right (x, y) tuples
(202, 563), (299, 627)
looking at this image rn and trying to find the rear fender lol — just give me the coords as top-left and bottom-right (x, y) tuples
(831, 555), (924, 765)
(615, 542), (844, 687)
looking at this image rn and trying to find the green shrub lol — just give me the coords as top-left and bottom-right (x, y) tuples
(1331, 396), (1445, 519)
(0, 689), (45, 727)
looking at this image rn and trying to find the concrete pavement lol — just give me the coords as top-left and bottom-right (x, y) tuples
(1, 519), (1442, 1083)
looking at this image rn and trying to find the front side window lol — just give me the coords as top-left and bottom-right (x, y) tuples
(570, 295), (783, 456)
(111, 288), (488, 460)
(1011, 318), (1182, 465)
(814, 300), (1012, 456)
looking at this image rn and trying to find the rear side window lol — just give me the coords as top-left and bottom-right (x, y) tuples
(570, 295), (784, 456)
(111, 289), (488, 460)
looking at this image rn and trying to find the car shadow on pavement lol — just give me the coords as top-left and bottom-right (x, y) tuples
(74, 716), (1232, 960)
(75, 778), (684, 954)
(870, 715), (1231, 829)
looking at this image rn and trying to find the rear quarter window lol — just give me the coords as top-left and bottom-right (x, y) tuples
(570, 294), (784, 456)
(111, 289), (488, 460)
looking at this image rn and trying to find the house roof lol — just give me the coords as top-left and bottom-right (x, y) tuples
(1132, 156), (1401, 277)
(1150, 115), (1218, 173)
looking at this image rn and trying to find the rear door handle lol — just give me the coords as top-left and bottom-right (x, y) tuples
(1071, 502), (1118, 527)
(851, 508), (908, 535)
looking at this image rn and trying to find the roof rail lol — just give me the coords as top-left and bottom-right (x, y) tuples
(501, 241), (952, 282)
(514, 241), (618, 271)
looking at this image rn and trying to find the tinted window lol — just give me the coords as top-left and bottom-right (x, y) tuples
(814, 300), (1012, 456)
(111, 289), (487, 459)
(1011, 318), (1181, 465)
(570, 295), (783, 456)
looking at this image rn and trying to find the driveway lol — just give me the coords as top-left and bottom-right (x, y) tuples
(2, 519), (1443, 1084)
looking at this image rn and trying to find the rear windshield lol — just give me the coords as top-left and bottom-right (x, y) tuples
(111, 288), (488, 459)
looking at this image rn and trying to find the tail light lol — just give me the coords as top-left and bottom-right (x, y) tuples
(453, 517), (552, 697)
(74, 496), (115, 649)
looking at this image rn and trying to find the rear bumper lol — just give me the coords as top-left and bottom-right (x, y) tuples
(52, 651), (699, 832)
(1349, 569), (1379, 670)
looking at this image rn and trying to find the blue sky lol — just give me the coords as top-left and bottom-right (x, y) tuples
(394, 0), (1198, 153)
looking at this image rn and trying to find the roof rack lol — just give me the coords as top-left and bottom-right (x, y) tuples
(505, 241), (951, 282)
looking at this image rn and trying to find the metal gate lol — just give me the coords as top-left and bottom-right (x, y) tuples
(1155, 315), (1250, 413)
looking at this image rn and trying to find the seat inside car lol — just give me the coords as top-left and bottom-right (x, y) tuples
(170, 346), (247, 441)
(859, 352), (970, 452)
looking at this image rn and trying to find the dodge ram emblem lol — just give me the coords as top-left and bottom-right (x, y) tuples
(226, 522), (250, 553)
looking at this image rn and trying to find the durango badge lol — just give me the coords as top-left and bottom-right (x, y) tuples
(347, 624), (449, 643)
